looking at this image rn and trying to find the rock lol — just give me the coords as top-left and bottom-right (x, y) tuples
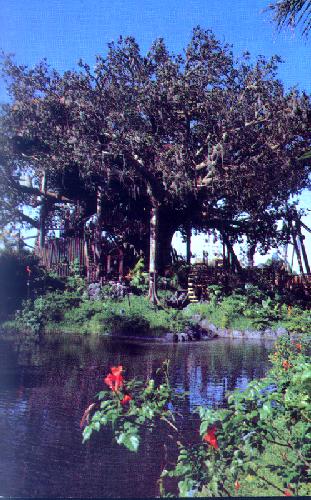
(199, 320), (217, 332)
(191, 314), (202, 324)
(216, 328), (229, 337)
(263, 328), (274, 337)
(166, 332), (175, 342)
(185, 324), (203, 340)
(242, 330), (262, 339)
(274, 327), (288, 337)
(231, 329), (244, 338)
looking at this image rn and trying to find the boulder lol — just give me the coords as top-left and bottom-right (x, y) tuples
(191, 313), (202, 324)
(200, 320), (217, 332)
(243, 330), (262, 339)
(216, 328), (229, 337)
(263, 328), (274, 337)
(198, 320), (218, 334)
(185, 324), (203, 340)
(173, 332), (188, 342)
(231, 329), (244, 338)
(274, 327), (288, 337)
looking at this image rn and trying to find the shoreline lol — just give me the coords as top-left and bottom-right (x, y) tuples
(0, 320), (289, 343)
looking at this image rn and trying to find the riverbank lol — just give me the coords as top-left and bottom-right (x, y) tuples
(1, 288), (310, 341)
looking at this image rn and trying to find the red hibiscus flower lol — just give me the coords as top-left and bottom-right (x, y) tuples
(203, 425), (219, 449)
(295, 343), (302, 351)
(234, 480), (241, 492)
(121, 394), (132, 405)
(111, 365), (123, 376)
(104, 366), (124, 392)
(282, 360), (291, 370)
(284, 488), (293, 496)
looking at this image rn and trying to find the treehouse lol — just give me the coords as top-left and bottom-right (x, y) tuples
(30, 169), (145, 282)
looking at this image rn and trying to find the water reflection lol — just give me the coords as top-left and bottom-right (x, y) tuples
(0, 334), (273, 498)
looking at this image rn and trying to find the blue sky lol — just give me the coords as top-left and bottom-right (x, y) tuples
(1, 0), (311, 99)
(1, 0), (310, 268)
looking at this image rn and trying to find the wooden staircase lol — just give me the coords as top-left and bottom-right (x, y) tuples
(187, 274), (199, 303)
(187, 264), (211, 303)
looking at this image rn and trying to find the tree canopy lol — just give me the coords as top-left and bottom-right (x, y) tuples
(1, 27), (310, 298)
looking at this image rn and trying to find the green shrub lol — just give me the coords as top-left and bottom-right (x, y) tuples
(39, 294), (184, 335)
(0, 249), (41, 320)
(282, 307), (311, 334)
(82, 336), (311, 497)
(129, 258), (149, 293)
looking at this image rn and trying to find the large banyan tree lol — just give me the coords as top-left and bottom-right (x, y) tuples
(1, 27), (310, 301)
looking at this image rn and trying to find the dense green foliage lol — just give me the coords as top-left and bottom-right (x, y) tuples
(2, 277), (310, 337)
(6, 290), (185, 336)
(0, 248), (64, 320)
(82, 336), (311, 497)
(184, 285), (311, 333)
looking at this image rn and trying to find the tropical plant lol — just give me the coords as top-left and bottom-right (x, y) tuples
(268, 0), (311, 36)
(81, 336), (311, 497)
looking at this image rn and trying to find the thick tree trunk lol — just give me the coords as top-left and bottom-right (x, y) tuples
(186, 224), (191, 265)
(118, 248), (124, 279)
(247, 243), (256, 268)
(39, 171), (47, 249)
(157, 219), (176, 273)
(148, 203), (160, 304)
(291, 227), (304, 275)
(296, 221), (310, 274)
(222, 233), (243, 274)
(107, 254), (112, 273)
(95, 186), (103, 279)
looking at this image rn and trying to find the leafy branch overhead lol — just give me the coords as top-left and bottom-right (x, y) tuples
(268, 0), (311, 37)
(0, 27), (310, 282)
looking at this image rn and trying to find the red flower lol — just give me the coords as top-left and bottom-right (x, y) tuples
(121, 394), (132, 405)
(104, 366), (124, 392)
(284, 488), (293, 496)
(203, 425), (219, 449)
(234, 480), (241, 492)
(111, 365), (123, 376)
(282, 360), (291, 370)
(295, 343), (302, 351)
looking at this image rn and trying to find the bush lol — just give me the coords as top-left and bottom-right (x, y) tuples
(183, 288), (310, 333)
(15, 293), (184, 336)
(129, 258), (149, 293)
(82, 336), (311, 497)
(0, 249), (41, 320)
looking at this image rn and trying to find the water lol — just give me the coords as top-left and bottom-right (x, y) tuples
(0, 333), (273, 498)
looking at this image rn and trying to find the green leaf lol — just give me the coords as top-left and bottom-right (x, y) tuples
(92, 421), (100, 431)
(98, 391), (108, 400)
(259, 402), (272, 420)
(178, 479), (197, 497)
(200, 420), (209, 435)
(82, 426), (92, 443)
(116, 431), (140, 452)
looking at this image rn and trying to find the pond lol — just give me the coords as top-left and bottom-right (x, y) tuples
(0, 333), (273, 498)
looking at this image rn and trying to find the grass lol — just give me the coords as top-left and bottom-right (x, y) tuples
(2, 284), (310, 338)
(43, 295), (186, 336)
